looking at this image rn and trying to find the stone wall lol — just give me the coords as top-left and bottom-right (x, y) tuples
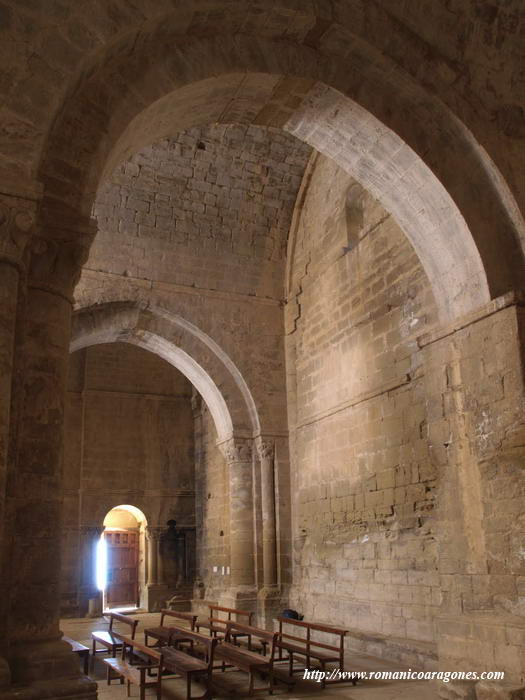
(421, 301), (525, 683)
(92, 124), (311, 299)
(61, 342), (195, 616)
(286, 154), (440, 665)
(74, 124), (309, 442)
(285, 154), (525, 685)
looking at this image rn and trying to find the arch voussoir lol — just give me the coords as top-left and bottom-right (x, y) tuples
(71, 301), (260, 442)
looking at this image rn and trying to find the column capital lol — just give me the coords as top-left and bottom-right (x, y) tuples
(146, 526), (164, 541)
(218, 436), (253, 463)
(255, 437), (275, 461)
(0, 191), (39, 271)
(28, 217), (97, 302)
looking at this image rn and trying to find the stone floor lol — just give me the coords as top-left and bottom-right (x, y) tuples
(61, 613), (438, 700)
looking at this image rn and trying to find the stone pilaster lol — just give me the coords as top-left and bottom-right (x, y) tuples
(218, 437), (256, 606)
(256, 436), (289, 627)
(145, 526), (168, 611)
(255, 437), (277, 588)
(3, 215), (97, 697)
(146, 526), (160, 585)
(0, 187), (40, 689)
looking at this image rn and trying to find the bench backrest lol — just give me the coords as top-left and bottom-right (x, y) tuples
(209, 604), (253, 628)
(276, 616), (348, 661)
(107, 612), (139, 639)
(167, 626), (217, 670)
(115, 633), (162, 666)
(159, 609), (197, 630)
(225, 621), (278, 659)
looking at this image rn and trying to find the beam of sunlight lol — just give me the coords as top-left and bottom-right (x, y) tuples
(96, 536), (107, 591)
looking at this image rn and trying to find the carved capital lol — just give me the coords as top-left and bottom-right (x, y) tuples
(0, 193), (38, 269)
(28, 217), (97, 300)
(255, 437), (275, 461)
(146, 526), (164, 541)
(218, 437), (253, 463)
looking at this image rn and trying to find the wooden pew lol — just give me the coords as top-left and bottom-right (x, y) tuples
(144, 609), (198, 648)
(63, 636), (89, 675)
(276, 616), (356, 688)
(214, 621), (279, 695)
(91, 612), (139, 660)
(103, 634), (163, 700)
(161, 628), (217, 700)
(195, 605), (253, 645)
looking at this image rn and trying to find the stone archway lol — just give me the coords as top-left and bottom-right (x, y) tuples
(71, 301), (260, 442)
(30, 10), (524, 323)
(70, 301), (280, 615)
(1, 4), (524, 698)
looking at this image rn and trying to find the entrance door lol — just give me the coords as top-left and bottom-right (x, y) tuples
(105, 530), (138, 607)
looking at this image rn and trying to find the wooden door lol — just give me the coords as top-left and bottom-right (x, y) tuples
(105, 530), (138, 607)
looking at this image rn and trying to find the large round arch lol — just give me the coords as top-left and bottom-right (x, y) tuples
(31, 5), (525, 322)
(71, 301), (260, 443)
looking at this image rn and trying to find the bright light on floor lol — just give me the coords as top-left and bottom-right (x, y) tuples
(104, 605), (139, 613)
(95, 536), (107, 591)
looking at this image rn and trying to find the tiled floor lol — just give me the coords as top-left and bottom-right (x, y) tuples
(61, 613), (438, 700)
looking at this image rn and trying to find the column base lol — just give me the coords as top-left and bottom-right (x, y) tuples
(5, 638), (96, 699)
(218, 586), (258, 615)
(0, 655), (10, 689)
(0, 676), (97, 700)
(86, 592), (103, 618)
(257, 586), (284, 629)
(146, 583), (169, 612)
(9, 638), (79, 685)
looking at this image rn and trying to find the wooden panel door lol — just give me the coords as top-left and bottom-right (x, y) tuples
(105, 530), (138, 607)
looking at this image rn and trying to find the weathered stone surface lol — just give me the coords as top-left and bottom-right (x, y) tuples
(0, 4), (524, 700)
(476, 681), (525, 699)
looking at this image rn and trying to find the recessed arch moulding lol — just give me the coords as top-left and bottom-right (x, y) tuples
(71, 301), (260, 444)
(32, 12), (525, 324)
(71, 302), (283, 610)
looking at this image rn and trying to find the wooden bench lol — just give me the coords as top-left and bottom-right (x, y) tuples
(91, 612), (139, 661)
(276, 616), (355, 688)
(214, 621), (279, 695)
(161, 628), (217, 700)
(195, 605), (253, 645)
(103, 634), (163, 700)
(144, 609), (198, 648)
(63, 636), (89, 675)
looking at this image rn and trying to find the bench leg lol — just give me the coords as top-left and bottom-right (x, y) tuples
(127, 680), (130, 697)
(83, 652), (89, 676)
(106, 666), (111, 685)
(248, 671), (254, 697)
(288, 652), (294, 677)
(186, 675), (192, 700)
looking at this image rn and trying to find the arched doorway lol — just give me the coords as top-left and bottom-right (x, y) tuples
(98, 505), (148, 612)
